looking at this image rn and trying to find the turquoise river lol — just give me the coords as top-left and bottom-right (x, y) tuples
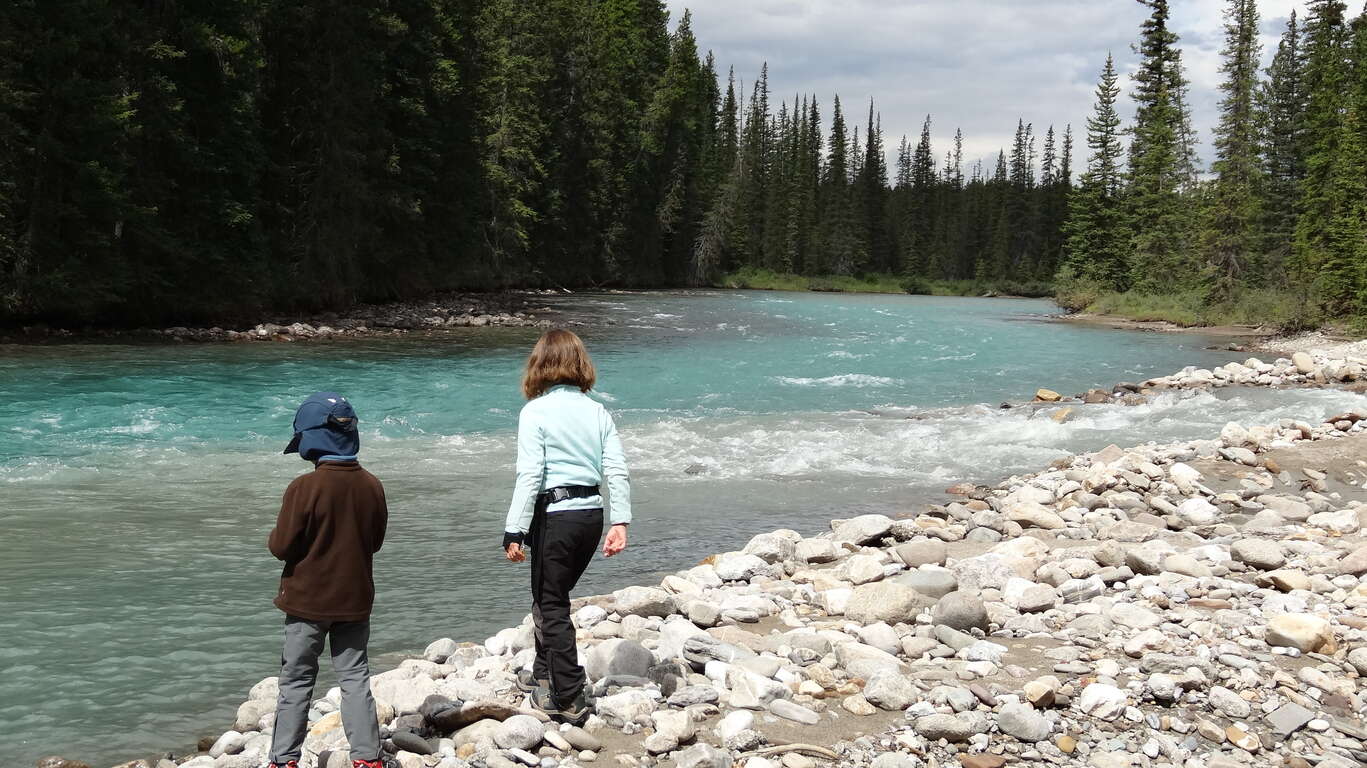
(3, 291), (1363, 765)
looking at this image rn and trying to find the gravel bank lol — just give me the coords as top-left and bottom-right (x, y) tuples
(42, 348), (1367, 768)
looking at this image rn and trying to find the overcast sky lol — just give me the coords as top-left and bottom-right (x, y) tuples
(664, 0), (1312, 173)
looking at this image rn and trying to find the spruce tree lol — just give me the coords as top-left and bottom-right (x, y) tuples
(1257, 11), (1308, 279)
(1126, 0), (1197, 293)
(1293, 0), (1351, 297)
(860, 101), (891, 271)
(906, 115), (935, 275)
(1062, 54), (1129, 290)
(1201, 0), (1264, 304)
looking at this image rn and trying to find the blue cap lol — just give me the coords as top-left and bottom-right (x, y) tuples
(284, 392), (360, 460)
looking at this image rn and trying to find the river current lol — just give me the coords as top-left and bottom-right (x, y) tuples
(3, 291), (1361, 764)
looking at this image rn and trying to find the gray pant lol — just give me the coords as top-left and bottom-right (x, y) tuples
(270, 615), (380, 763)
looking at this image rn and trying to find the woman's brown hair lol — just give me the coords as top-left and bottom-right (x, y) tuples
(521, 329), (597, 399)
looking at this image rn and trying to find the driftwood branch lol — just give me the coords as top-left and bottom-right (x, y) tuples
(739, 743), (840, 760)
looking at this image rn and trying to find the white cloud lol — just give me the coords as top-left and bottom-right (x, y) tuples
(667, 0), (1313, 173)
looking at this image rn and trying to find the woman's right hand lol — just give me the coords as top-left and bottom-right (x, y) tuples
(502, 531), (526, 562)
(603, 524), (627, 557)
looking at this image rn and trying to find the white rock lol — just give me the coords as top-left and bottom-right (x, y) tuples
(863, 671), (917, 710)
(612, 586), (675, 617)
(716, 709), (754, 741)
(1265, 613), (1335, 653)
(1175, 497), (1218, 526)
(831, 514), (896, 544)
(1292, 351), (1314, 373)
(594, 689), (656, 726)
(494, 714), (545, 751)
(1076, 683), (1127, 721)
(795, 538), (842, 564)
(725, 667), (789, 709)
(1307, 508), (1360, 534)
(714, 553), (772, 582)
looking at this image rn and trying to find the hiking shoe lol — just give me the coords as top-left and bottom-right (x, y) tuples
(268, 763), (299, 768)
(516, 667), (549, 692)
(352, 760), (386, 768)
(531, 686), (591, 726)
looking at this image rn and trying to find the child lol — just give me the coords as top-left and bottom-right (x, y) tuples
(502, 329), (631, 725)
(267, 392), (388, 768)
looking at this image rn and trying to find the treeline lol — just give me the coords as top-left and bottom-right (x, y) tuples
(1060, 0), (1367, 327)
(5, 1), (1366, 327)
(0, 0), (1074, 325)
(697, 77), (1073, 290)
(1, 0), (719, 323)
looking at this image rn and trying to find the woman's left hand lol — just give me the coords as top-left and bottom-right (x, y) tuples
(603, 524), (628, 557)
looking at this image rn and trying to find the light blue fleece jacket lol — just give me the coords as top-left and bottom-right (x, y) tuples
(504, 385), (632, 534)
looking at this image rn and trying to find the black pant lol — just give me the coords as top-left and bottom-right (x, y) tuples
(528, 500), (603, 705)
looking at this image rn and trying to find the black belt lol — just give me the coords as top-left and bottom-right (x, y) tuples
(539, 485), (600, 504)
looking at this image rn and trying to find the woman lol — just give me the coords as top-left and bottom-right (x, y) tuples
(502, 328), (631, 725)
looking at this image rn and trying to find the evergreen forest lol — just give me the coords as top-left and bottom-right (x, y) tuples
(2, 0), (1366, 328)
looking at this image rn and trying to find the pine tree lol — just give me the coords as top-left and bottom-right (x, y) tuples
(1127, 0), (1197, 293)
(860, 101), (891, 271)
(1201, 0), (1264, 304)
(1062, 54), (1130, 290)
(905, 115), (935, 275)
(817, 95), (864, 274)
(1257, 11), (1308, 280)
(1293, 0), (1351, 298)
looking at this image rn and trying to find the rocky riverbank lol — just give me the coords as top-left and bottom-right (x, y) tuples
(1, 292), (572, 344)
(42, 351), (1367, 768)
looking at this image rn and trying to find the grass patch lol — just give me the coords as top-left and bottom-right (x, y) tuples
(717, 268), (1053, 298)
(1060, 282), (1324, 332)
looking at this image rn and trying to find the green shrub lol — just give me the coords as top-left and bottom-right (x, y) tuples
(900, 275), (934, 295)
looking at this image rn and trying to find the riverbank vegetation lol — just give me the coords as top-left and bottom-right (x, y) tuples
(1, 1), (1365, 330)
(1060, 0), (1367, 332)
(718, 268), (1053, 299)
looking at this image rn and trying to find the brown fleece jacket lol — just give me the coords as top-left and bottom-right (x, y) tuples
(268, 461), (387, 621)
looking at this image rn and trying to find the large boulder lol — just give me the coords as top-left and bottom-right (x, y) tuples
(612, 586), (676, 617)
(835, 642), (908, 680)
(1265, 613), (1336, 654)
(933, 591), (989, 632)
(1006, 501), (1066, 530)
(831, 514), (895, 545)
(894, 539), (947, 567)
(863, 671), (917, 710)
(714, 553), (773, 582)
(493, 715), (544, 751)
(844, 581), (935, 625)
(795, 538), (843, 564)
(595, 689), (657, 726)
(1231, 539), (1285, 571)
(743, 531), (799, 563)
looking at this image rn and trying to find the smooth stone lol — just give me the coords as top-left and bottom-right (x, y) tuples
(913, 713), (978, 742)
(895, 539), (948, 567)
(769, 698), (820, 725)
(1076, 683), (1127, 721)
(494, 714), (545, 751)
(845, 581), (936, 624)
(1265, 613), (1336, 653)
(933, 590), (989, 632)
(997, 702), (1052, 742)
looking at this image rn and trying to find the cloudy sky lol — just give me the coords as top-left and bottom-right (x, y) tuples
(663, 0), (1312, 173)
